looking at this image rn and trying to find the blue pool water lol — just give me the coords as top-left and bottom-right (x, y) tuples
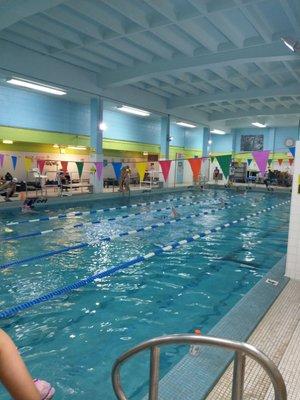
(0, 189), (290, 399)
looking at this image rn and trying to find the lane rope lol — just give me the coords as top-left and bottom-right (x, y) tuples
(0, 201), (243, 270)
(1, 195), (239, 242)
(5, 192), (232, 226)
(0, 200), (290, 319)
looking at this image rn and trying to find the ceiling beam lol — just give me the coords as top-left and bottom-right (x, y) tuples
(168, 83), (300, 109)
(209, 105), (300, 121)
(0, 0), (66, 30)
(98, 42), (296, 88)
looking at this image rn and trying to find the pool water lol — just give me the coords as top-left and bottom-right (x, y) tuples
(0, 189), (290, 399)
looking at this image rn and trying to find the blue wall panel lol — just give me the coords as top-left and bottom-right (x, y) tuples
(211, 134), (233, 153)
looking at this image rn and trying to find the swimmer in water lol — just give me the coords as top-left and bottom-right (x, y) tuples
(171, 207), (180, 219)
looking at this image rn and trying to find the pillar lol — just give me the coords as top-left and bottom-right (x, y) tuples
(90, 97), (104, 193)
(202, 127), (210, 157)
(160, 115), (170, 159)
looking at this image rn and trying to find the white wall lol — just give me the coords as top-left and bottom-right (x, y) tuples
(286, 140), (300, 280)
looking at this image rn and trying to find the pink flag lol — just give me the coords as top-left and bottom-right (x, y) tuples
(252, 150), (270, 173)
(37, 159), (46, 174)
(288, 159), (294, 166)
(0, 154), (4, 168)
(95, 161), (103, 180)
(159, 160), (172, 182)
(61, 161), (68, 173)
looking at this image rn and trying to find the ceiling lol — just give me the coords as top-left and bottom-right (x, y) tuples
(0, 0), (300, 129)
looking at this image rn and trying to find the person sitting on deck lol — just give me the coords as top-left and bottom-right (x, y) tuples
(0, 178), (17, 202)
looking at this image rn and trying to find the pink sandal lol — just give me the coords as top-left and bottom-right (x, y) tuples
(34, 379), (55, 399)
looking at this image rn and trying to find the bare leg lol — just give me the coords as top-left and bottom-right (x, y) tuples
(0, 329), (40, 400)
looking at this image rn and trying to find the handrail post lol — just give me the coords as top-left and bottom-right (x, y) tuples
(149, 346), (160, 400)
(232, 351), (246, 400)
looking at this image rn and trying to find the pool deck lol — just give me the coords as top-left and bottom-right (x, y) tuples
(205, 278), (300, 400)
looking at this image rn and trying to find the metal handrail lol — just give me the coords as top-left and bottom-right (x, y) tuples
(112, 334), (287, 400)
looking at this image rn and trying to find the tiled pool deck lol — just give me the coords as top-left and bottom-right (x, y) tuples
(206, 278), (300, 399)
(152, 257), (291, 400)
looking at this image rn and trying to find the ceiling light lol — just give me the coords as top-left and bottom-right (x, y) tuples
(281, 37), (300, 52)
(67, 146), (87, 150)
(117, 105), (150, 117)
(176, 121), (197, 128)
(6, 78), (66, 96)
(208, 139), (212, 145)
(3, 139), (13, 144)
(252, 122), (266, 128)
(53, 144), (59, 148)
(210, 129), (226, 135)
(99, 122), (107, 131)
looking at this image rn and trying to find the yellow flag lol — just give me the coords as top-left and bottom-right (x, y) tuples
(136, 162), (148, 181)
(24, 157), (33, 172)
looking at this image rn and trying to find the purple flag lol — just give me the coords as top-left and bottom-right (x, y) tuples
(0, 154), (4, 168)
(252, 150), (270, 173)
(95, 161), (103, 180)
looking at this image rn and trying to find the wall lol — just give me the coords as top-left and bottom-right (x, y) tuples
(211, 134), (233, 154)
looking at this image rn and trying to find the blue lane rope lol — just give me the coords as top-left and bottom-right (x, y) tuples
(1, 195), (238, 242)
(5, 191), (228, 226)
(0, 200), (290, 319)
(0, 201), (243, 270)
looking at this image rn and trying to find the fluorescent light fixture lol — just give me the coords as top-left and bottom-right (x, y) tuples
(252, 122), (266, 128)
(3, 139), (13, 144)
(53, 144), (59, 148)
(7, 78), (66, 96)
(67, 146), (87, 150)
(208, 139), (212, 145)
(99, 122), (107, 131)
(143, 151), (148, 156)
(281, 37), (298, 52)
(210, 129), (226, 135)
(117, 105), (150, 117)
(176, 121), (197, 128)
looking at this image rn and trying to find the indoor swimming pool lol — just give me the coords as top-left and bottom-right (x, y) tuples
(0, 189), (291, 399)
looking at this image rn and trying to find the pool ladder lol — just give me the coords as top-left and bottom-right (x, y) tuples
(112, 334), (287, 400)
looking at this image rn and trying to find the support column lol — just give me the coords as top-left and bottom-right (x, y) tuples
(160, 115), (170, 159)
(90, 97), (104, 193)
(202, 127), (211, 157)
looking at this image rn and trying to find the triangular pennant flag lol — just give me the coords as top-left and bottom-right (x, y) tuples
(0, 154), (4, 168)
(11, 155), (17, 170)
(267, 159), (272, 166)
(24, 157), (33, 172)
(112, 162), (122, 180)
(76, 161), (84, 178)
(37, 159), (46, 174)
(289, 147), (295, 158)
(252, 150), (270, 173)
(159, 160), (172, 182)
(277, 159), (283, 166)
(95, 161), (103, 180)
(216, 154), (232, 179)
(136, 162), (148, 181)
(247, 159), (252, 166)
(61, 161), (68, 173)
(288, 158), (294, 166)
(210, 156), (215, 163)
(188, 158), (202, 179)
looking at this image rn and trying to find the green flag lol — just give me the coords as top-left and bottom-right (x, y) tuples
(247, 159), (252, 166)
(210, 156), (215, 163)
(267, 159), (272, 166)
(216, 154), (232, 179)
(76, 161), (84, 178)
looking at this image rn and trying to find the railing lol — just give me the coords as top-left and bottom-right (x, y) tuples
(112, 334), (287, 400)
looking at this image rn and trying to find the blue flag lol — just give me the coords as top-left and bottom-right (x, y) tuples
(289, 147), (295, 158)
(112, 162), (122, 180)
(11, 155), (17, 170)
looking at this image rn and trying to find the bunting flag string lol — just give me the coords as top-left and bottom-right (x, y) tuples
(112, 162), (122, 180)
(252, 150), (269, 173)
(216, 154), (232, 179)
(247, 159), (252, 166)
(188, 158), (202, 180)
(24, 157), (33, 173)
(289, 147), (295, 158)
(136, 162), (148, 181)
(0, 154), (4, 168)
(277, 159), (283, 166)
(159, 160), (172, 182)
(37, 159), (46, 174)
(95, 161), (103, 180)
(75, 161), (84, 178)
(61, 161), (68, 173)
(288, 158), (294, 166)
(11, 156), (17, 170)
